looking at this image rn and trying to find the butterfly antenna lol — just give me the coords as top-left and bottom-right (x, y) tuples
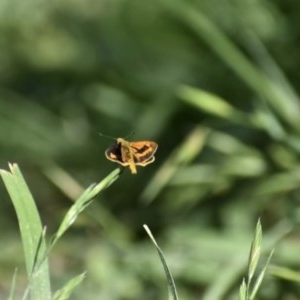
(98, 132), (116, 140)
(124, 131), (134, 139)
(99, 131), (134, 140)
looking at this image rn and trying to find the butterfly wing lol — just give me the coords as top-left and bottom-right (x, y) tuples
(105, 141), (130, 166)
(130, 141), (158, 166)
(105, 139), (157, 174)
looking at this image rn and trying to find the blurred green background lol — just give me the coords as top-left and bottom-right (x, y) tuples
(1, 0), (300, 299)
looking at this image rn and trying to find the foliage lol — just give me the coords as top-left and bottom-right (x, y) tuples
(1, 0), (300, 299)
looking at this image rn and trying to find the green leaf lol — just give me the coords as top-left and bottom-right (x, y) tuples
(140, 126), (209, 204)
(178, 86), (246, 123)
(238, 278), (247, 300)
(247, 219), (262, 284)
(269, 265), (300, 283)
(249, 249), (274, 300)
(0, 163), (51, 300)
(53, 272), (86, 300)
(50, 167), (121, 249)
(163, 0), (300, 130)
(144, 225), (179, 300)
(8, 268), (18, 300)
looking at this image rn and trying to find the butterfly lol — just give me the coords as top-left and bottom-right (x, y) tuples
(105, 138), (158, 174)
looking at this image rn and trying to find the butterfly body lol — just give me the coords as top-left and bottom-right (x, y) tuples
(105, 138), (158, 174)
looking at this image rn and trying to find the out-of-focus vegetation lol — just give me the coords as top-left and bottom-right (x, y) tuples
(1, 0), (300, 299)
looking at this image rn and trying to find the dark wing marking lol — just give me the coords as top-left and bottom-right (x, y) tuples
(131, 142), (158, 163)
(105, 141), (130, 165)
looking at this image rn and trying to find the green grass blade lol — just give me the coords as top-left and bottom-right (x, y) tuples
(43, 163), (131, 243)
(0, 163), (51, 300)
(144, 225), (178, 300)
(178, 86), (249, 125)
(163, 0), (300, 128)
(140, 126), (209, 204)
(249, 249), (274, 300)
(269, 266), (300, 283)
(238, 278), (247, 300)
(247, 219), (262, 285)
(8, 268), (18, 300)
(50, 168), (121, 249)
(53, 272), (86, 300)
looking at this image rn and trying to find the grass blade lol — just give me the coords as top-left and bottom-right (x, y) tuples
(178, 86), (249, 125)
(0, 163), (51, 300)
(269, 266), (300, 283)
(8, 268), (18, 300)
(247, 219), (262, 285)
(50, 167), (121, 249)
(140, 126), (208, 204)
(249, 249), (274, 300)
(53, 272), (86, 300)
(144, 225), (178, 300)
(238, 278), (247, 300)
(163, 0), (300, 128)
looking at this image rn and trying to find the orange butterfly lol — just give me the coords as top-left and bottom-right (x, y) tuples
(105, 138), (158, 174)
